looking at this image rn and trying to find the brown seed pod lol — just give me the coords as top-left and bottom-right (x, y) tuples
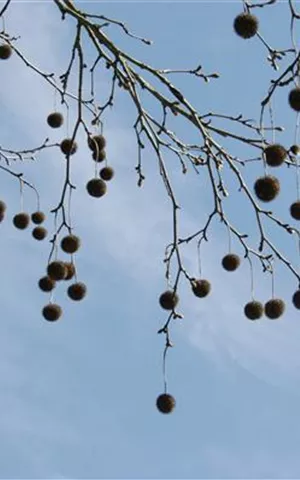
(0, 44), (12, 60)
(264, 298), (285, 319)
(156, 393), (176, 414)
(159, 290), (179, 310)
(47, 112), (64, 128)
(0, 212), (5, 223)
(87, 134), (106, 151)
(222, 254), (240, 272)
(61, 234), (81, 254)
(92, 149), (106, 162)
(292, 290), (300, 309)
(31, 211), (45, 224)
(290, 145), (300, 155)
(289, 88), (300, 112)
(290, 201), (300, 220)
(64, 262), (76, 281)
(32, 226), (47, 241)
(191, 279), (211, 298)
(86, 178), (107, 198)
(60, 138), (77, 155)
(233, 13), (258, 39)
(100, 166), (114, 181)
(254, 176), (280, 202)
(42, 303), (62, 322)
(0, 200), (7, 214)
(47, 261), (67, 281)
(244, 300), (264, 320)
(264, 144), (287, 167)
(13, 213), (30, 230)
(38, 276), (56, 292)
(67, 282), (87, 301)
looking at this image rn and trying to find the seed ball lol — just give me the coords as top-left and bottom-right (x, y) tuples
(264, 298), (285, 319)
(292, 290), (300, 309)
(31, 211), (45, 224)
(64, 262), (76, 281)
(92, 149), (106, 162)
(67, 282), (87, 301)
(244, 300), (264, 320)
(42, 303), (62, 322)
(87, 134), (106, 151)
(0, 212), (5, 223)
(38, 276), (56, 292)
(60, 138), (77, 155)
(289, 88), (300, 112)
(159, 290), (179, 310)
(0, 44), (12, 60)
(60, 234), (80, 254)
(156, 393), (176, 414)
(47, 261), (67, 281)
(290, 201), (300, 220)
(233, 12), (258, 39)
(254, 176), (280, 202)
(100, 166), (114, 181)
(47, 112), (63, 128)
(264, 144), (287, 167)
(0, 200), (6, 214)
(222, 254), (241, 271)
(191, 279), (211, 298)
(13, 212), (30, 230)
(32, 226), (47, 240)
(86, 178), (107, 198)
(290, 145), (300, 155)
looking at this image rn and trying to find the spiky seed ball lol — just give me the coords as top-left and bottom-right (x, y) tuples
(289, 88), (300, 112)
(92, 149), (106, 162)
(0, 200), (6, 214)
(60, 138), (77, 155)
(47, 261), (67, 281)
(100, 166), (114, 181)
(47, 112), (63, 128)
(156, 393), (176, 414)
(254, 176), (280, 202)
(292, 290), (300, 309)
(191, 279), (211, 298)
(159, 290), (179, 310)
(290, 145), (300, 155)
(264, 144), (287, 167)
(87, 134), (106, 151)
(64, 262), (76, 281)
(0, 44), (12, 60)
(31, 211), (45, 224)
(244, 300), (264, 320)
(222, 254), (241, 272)
(42, 303), (62, 322)
(60, 234), (81, 254)
(13, 213), (30, 230)
(67, 282), (87, 301)
(264, 298), (285, 319)
(32, 226), (47, 241)
(233, 13), (258, 39)
(86, 178), (107, 198)
(290, 201), (300, 220)
(38, 276), (56, 292)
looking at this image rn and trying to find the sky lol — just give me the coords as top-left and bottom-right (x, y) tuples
(1, 1), (300, 479)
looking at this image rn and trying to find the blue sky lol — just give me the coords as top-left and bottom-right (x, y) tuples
(1, 1), (300, 478)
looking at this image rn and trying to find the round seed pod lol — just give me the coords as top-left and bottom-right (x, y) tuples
(159, 290), (179, 310)
(233, 13), (258, 39)
(38, 276), (56, 292)
(0, 200), (7, 214)
(100, 166), (114, 181)
(264, 144), (287, 167)
(244, 300), (264, 320)
(47, 112), (63, 128)
(264, 298), (285, 319)
(13, 212), (30, 230)
(289, 88), (300, 112)
(290, 145), (300, 155)
(0, 44), (12, 60)
(191, 279), (211, 298)
(60, 138), (77, 155)
(31, 211), (45, 224)
(254, 176), (280, 202)
(64, 262), (76, 281)
(87, 134), (106, 151)
(92, 149), (106, 162)
(47, 261), (67, 281)
(290, 201), (300, 220)
(67, 282), (87, 301)
(292, 290), (300, 309)
(222, 254), (241, 271)
(86, 178), (107, 198)
(42, 303), (62, 322)
(32, 226), (47, 241)
(60, 234), (81, 254)
(156, 393), (176, 414)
